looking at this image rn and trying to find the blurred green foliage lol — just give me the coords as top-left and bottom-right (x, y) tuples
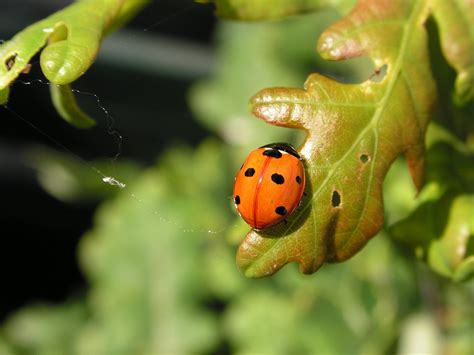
(391, 137), (474, 282)
(0, 1), (473, 354)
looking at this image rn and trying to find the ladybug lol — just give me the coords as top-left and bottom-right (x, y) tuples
(233, 143), (306, 230)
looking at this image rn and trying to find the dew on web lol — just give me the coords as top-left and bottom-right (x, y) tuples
(102, 176), (126, 189)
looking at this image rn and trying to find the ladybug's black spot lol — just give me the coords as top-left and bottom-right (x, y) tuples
(275, 206), (287, 216)
(271, 173), (285, 185)
(263, 149), (282, 158)
(244, 168), (255, 177)
(234, 195), (240, 205)
(296, 176), (302, 184)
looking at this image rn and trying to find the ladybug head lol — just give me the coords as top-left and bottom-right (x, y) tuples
(259, 142), (300, 159)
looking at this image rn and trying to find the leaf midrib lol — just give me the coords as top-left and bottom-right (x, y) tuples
(251, 0), (427, 269)
(336, 1), (427, 253)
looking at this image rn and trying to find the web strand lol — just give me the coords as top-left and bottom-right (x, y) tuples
(0, 5), (230, 236)
(17, 78), (123, 162)
(2, 88), (228, 236)
(142, 3), (196, 32)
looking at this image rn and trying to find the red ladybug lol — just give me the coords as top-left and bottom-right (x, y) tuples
(233, 143), (306, 230)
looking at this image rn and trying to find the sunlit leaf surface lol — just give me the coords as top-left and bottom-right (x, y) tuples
(237, 0), (440, 277)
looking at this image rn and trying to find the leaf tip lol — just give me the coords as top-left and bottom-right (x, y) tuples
(250, 88), (291, 123)
(317, 31), (363, 61)
(236, 230), (283, 278)
(50, 84), (96, 129)
(404, 145), (426, 193)
(41, 41), (92, 85)
(250, 87), (309, 130)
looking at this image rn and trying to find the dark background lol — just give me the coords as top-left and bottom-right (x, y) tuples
(0, 0), (216, 321)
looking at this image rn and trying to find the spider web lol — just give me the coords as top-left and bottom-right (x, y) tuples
(0, 2), (229, 237)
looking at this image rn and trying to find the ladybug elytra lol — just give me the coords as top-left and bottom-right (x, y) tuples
(233, 143), (306, 230)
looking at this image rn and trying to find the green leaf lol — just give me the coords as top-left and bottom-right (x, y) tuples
(237, 0), (438, 277)
(0, 0), (149, 124)
(390, 137), (474, 281)
(431, 0), (474, 105)
(50, 84), (96, 128)
(428, 195), (474, 281)
(391, 193), (474, 282)
(197, 0), (354, 20)
(382, 156), (418, 226)
(424, 142), (474, 195)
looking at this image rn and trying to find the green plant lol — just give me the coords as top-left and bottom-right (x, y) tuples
(0, 0), (473, 353)
(2, 0), (472, 279)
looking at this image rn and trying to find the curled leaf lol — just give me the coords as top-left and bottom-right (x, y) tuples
(428, 195), (474, 282)
(431, 0), (474, 105)
(390, 138), (474, 281)
(392, 193), (474, 282)
(1, 0), (120, 87)
(237, 0), (438, 277)
(50, 84), (96, 128)
(0, 0), (149, 124)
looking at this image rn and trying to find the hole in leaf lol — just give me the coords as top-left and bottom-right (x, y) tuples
(317, 56), (373, 84)
(370, 64), (388, 82)
(5, 53), (17, 71)
(331, 191), (341, 207)
(360, 154), (369, 163)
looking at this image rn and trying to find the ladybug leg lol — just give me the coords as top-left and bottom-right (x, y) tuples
(283, 219), (288, 225)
